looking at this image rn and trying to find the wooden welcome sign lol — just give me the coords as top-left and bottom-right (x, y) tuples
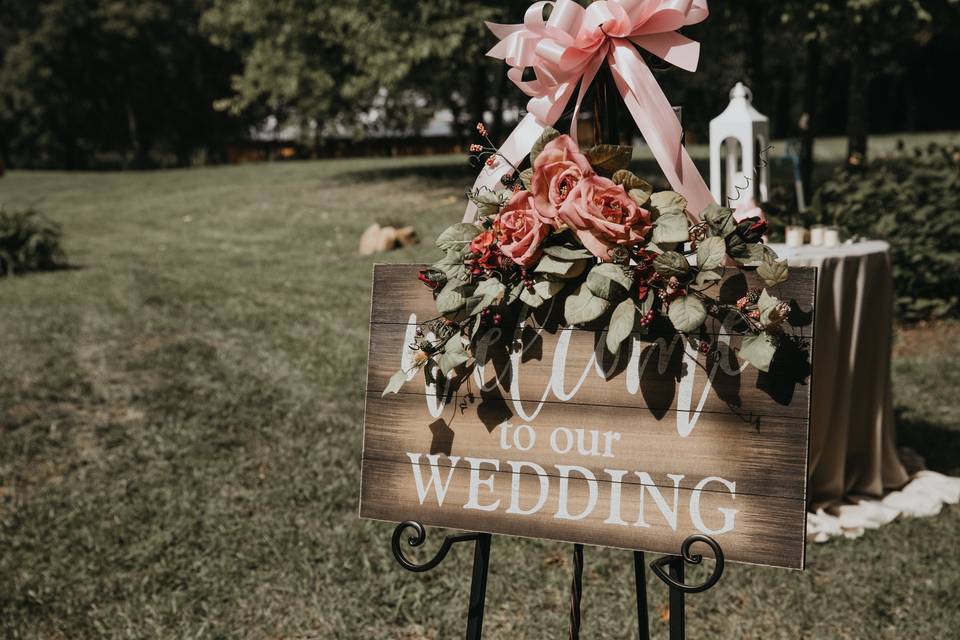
(360, 264), (816, 569)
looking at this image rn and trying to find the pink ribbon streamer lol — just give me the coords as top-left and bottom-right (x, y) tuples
(464, 0), (715, 222)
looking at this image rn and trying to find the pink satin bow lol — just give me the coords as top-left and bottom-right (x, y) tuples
(464, 0), (715, 221)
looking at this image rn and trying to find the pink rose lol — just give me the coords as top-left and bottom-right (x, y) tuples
(531, 135), (595, 224)
(558, 175), (653, 260)
(495, 191), (548, 267)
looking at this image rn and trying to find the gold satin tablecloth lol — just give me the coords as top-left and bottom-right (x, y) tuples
(771, 241), (910, 512)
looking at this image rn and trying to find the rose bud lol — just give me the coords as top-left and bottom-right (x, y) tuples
(735, 217), (767, 243)
(417, 269), (446, 291)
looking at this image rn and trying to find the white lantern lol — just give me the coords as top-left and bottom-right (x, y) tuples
(709, 82), (770, 208)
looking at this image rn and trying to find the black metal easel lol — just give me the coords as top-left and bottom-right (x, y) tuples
(391, 521), (724, 640)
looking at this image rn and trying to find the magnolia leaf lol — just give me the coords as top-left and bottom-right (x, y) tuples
(612, 170), (653, 194)
(519, 278), (565, 308)
(535, 255), (589, 278)
(530, 127), (561, 166)
(381, 369), (408, 397)
(653, 251), (689, 277)
(696, 236), (727, 270)
(437, 334), (470, 376)
(519, 168), (534, 191)
(564, 283), (611, 325)
(586, 263), (634, 301)
(757, 251), (789, 287)
(739, 333), (777, 372)
(693, 269), (722, 288)
(702, 204), (737, 237)
(629, 188), (651, 208)
(584, 144), (633, 176)
(649, 191), (687, 218)
(667, 295), (707, 333)
(543, 243), (593, 260)
(606, 298), (637, 353)
(436, 223), (482, 253)
(652, 213), (690, 245)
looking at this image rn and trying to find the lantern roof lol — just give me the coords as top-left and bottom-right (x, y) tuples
(710, 82), (768, 129)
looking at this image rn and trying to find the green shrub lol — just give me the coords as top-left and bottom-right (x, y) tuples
(811, 144), (960, 321)
(0, 206), (67, 276)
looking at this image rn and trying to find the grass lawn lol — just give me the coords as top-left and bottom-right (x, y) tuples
(1, 154), (958, 639)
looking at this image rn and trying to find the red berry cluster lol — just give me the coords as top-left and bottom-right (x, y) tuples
(638, 308), (656, 328)
(480, 307), (503, 327)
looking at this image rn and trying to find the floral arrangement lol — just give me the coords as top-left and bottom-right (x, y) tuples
(384, 126), (793, 396)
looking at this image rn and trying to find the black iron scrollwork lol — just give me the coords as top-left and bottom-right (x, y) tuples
(650, 534), (725, 594)
(391, 520), (482, 573)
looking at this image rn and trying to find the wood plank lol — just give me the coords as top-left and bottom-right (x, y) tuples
(361, 390), (808, 500)
(365, 320), (815, 421)
(360, 457), (806, 569)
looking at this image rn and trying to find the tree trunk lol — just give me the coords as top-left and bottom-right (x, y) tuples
(846, 27), (870, 162)
(799, 37), (820, 204)
(745, 0), (767, 109)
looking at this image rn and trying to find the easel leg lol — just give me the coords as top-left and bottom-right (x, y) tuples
(668, 557), (685, 640)
(634, 551), (650, 640)
(465, 533), (491, 640)
(569, 543), (583, 640)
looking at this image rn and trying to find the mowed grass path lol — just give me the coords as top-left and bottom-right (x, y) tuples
(1, 158), (958, 639)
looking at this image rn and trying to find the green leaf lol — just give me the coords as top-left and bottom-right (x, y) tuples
(757, 289), (779, 314)
(728, 239), (766, 266)
(667, 295), (707, 333)
(519, 278), (565, 308)
(693, 269), (722, 288)
(535, 255), (589, 279)
(696, 236), (727, 270)
(432, 248), (469, 281)
(612, 170), (653, 194)
(473, 278), (505, 310)
(649, 191), (687, 219)
(381, 369), (408, 397)
(564, 283), (611, 325)
(468, 189), (507, 217)
(436, 280), (471, 317)
(702, 204), (737, 237)
(739, 333), (777, 372)
(584, 144), (633, 176)
(606, 298), (637, 353)
(543, 243), (593, 260)
(628, 189), (651, 208)
(757, 251), (789, 287)
(437, 334), (470, 376)
(436, 223), (482, 253)
(530, 127), (561, 166)
(653, 251), (690, 277)
(519, 167), (534, 191)
(586, 263), (634, 301)
(652, 213), (690, 245)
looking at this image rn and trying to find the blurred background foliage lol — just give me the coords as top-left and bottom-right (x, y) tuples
(0, 0), (958, 170)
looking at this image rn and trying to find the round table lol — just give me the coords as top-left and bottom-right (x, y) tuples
(770, 241), (960, 540)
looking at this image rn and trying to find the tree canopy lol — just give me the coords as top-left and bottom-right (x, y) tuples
(1, 0), (957, 169)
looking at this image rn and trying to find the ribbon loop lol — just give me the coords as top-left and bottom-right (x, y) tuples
(468, 0), (715, 221)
